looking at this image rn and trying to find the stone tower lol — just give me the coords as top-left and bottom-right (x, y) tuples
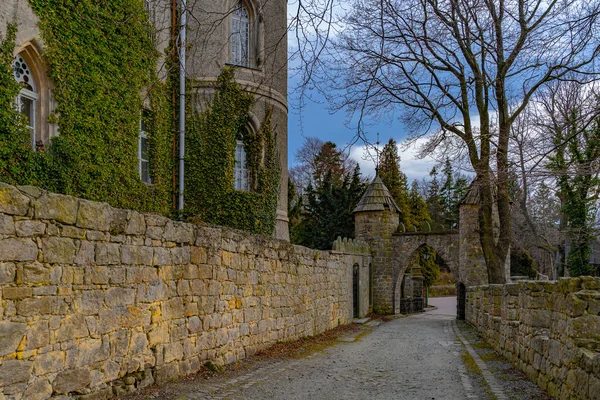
(458, 176), (493, 287)
(353, 176), (400, 314)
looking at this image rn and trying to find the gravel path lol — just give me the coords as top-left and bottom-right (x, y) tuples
(131, 303), (550, 400)
(148, 313), (486, 400)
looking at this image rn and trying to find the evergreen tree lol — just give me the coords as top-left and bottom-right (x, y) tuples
(426, 166), (444, 226)
(293, 145), (366, 249)
(408, 180), (430, 227)
(378, 139), (413, 228)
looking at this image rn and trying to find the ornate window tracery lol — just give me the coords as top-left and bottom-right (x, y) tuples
(13, 55), (38, 148)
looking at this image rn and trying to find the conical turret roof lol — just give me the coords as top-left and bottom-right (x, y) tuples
(353, 176), (401, 214)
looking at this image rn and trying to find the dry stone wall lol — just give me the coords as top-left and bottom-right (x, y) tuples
(466, 279), (600, 399)
(0, 183), (370, 399)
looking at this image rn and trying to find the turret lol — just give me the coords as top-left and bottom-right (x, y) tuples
(354, 176), (400, 314)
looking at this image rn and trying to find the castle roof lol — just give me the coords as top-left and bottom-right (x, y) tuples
(353, 176), (401, 214)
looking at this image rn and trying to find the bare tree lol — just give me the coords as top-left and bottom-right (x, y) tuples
(291, 0), (600, 283)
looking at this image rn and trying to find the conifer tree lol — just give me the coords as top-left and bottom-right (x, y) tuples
(378, 139), (413, 228)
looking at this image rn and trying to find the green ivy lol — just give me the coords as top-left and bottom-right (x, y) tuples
(24, 0), (173, 213)
(0, 24), (36, 184)
(0, 5), (279, 234)
(185, 67), (280, 234)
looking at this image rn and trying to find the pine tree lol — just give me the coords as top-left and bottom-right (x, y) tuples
(378, 139), (413, 228)
(293, 146), (366, 249)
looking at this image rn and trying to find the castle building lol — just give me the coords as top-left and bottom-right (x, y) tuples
(0, 0), (289, 240)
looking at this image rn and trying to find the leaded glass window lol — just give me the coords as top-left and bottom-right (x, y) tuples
(231, 2), (250, 67)
(234, 138), (250, 191)
(13, 55), (37, 148)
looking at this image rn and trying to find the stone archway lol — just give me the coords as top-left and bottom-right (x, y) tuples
(391, 232), (459, 314)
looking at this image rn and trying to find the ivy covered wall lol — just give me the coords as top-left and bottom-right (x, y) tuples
(0, 1), (281, 235)
(186, 68), (280, 235)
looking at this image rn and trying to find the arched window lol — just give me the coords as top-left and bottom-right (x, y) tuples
(231, 1), (250, 67)
(234, 130), (249, 191)
(13, 55), (38, 148)
(139, 110), (152, 184)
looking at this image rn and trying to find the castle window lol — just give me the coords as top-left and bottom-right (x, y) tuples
(13, 55), (38, 149)
(139, 110), (151, 184)
(231, 1), (250, 67)
(234, 133), (249, 191)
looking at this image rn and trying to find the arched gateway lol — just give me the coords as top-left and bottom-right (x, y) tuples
(353, 176), (487, 316)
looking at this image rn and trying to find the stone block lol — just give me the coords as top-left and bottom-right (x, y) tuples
(109, 208), (128, 235)
(0, 238), (38, 261)
(164, 342), (184, 363)
(172, 247), (191, 265)
(128, 329), (148, 355)
(20, 262), (51, 285)
(0, 214), (15, 235)
(0, 183), (30, 216)
(148, 324), (169, 347)
(109, 329), (130, 358)
(126, 211), (146, 235)
(146, 226), (164, 240)
(589, 375), (600, 400)
(87, 230), (108, 241)
(34, 192), (77, 224)
(61, 225), (86, 239)
(163, 221), (194, 244)
(153, 247), (172, 266)
(3, 286), (32, 299)
(33, 350), (65, 375)
(122, 245), (153, 265)
(95, 242), (120, 265)
(53, 368), (91, 394)
(104, 287), (135, 308)
(42, 237), (76, 264)
(26, 319), (49, 349)
(75, 241), (95, 265)
(118, 306), (151, 329)
(569, 315), (600, 340)
(76, 290), (105, 315)
(15, 220), (45, 237)
(0, 262), (16, 284)
(76, 200), (111, 231)
(76, 337), (110, 367)
(566, 293), (588, 317)
(22, 378), (53, 400)
(57, 313), (89, 341)
(16, 297), (51, 316)
(188, 316), (202, 334)
(0, 321), (26, 356)
(140, 280), (169, 302)
(162, 297), (184, 320)
(190, 247), (207, 265)
(0, 360), (32, 386)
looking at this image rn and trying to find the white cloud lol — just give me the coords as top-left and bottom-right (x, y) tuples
(348, 138), (438, 183)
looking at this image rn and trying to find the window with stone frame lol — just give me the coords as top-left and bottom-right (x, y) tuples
(234, 129), (250, 191)
(13, 55), (38, 149)
(231, 1), (251, 67)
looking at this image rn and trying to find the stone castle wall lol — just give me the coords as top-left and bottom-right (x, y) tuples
(0, 183), (370, 399)
(466, 279), (600, 399)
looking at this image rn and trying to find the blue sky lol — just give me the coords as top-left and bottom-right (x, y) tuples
(285, 3), (438, 184)
(286, 75), (438, 184)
